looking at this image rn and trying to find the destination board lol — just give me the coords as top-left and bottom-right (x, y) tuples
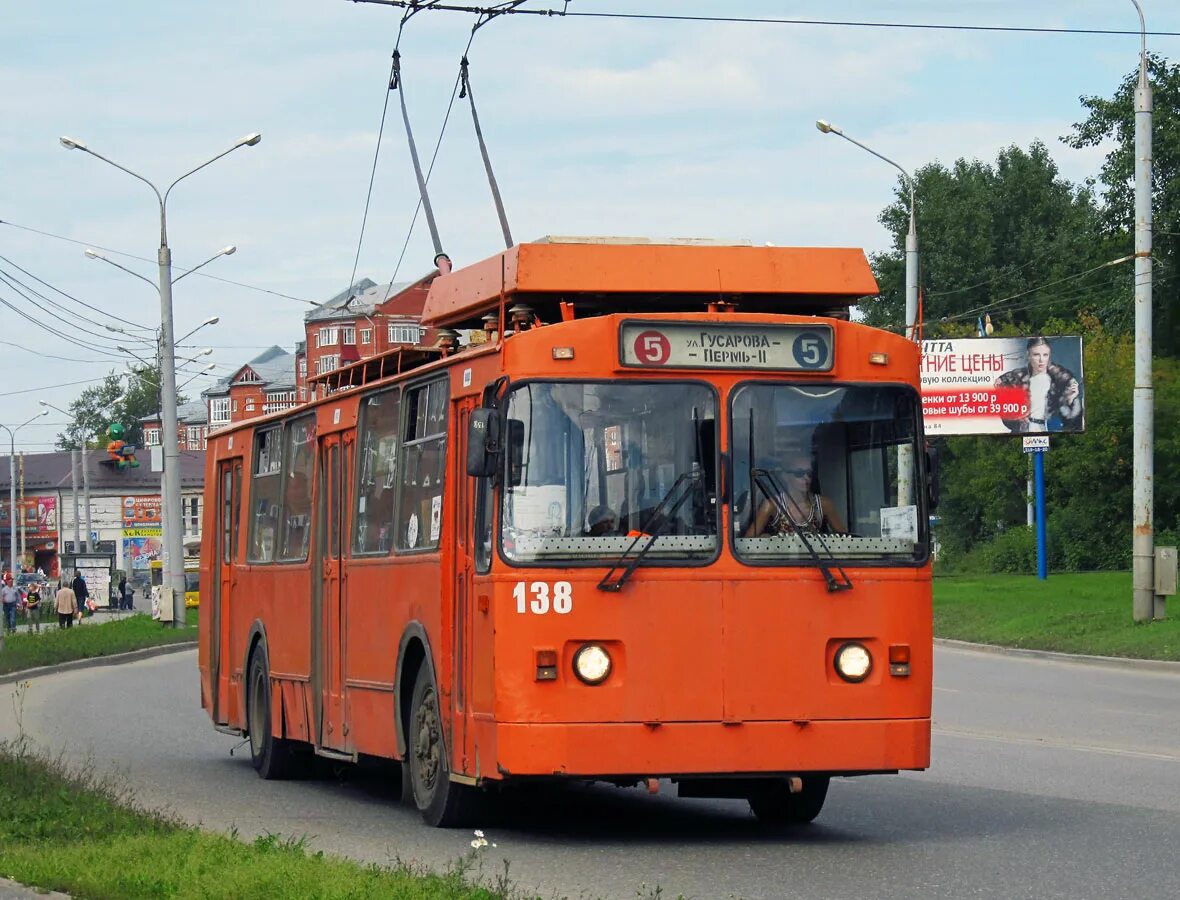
(619, 321), (833, 371)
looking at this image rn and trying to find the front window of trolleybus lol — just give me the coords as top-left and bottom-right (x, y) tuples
(731, 382), (927, 564)
(500, 381), (719, 564)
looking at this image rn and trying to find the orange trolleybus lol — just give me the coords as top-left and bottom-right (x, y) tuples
(199, 237), (935, 828)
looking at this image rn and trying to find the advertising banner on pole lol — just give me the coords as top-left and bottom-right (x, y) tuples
(123, 496), (162, 528)
(921, 336), (1085, 436)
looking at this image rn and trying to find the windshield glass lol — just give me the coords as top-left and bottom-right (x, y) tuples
(184, 572), (200, 592)
(500, 381), (718, 564)
(731, 382), (926, 564)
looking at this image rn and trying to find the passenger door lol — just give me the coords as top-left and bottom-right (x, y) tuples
(210, 458), (240, 725)
(315, 433), (350, 753)
(452, 397), (478, 774)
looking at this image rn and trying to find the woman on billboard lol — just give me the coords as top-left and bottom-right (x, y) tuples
(996, 337), (1082, 433)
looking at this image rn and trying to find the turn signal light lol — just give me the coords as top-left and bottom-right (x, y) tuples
(889, 643), (911, 677)
(536, 649), (558, 681)
(869, 352), (889, 365)
(552, 347), (575, 360)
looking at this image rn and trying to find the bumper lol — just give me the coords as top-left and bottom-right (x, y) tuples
(494, 718), (930, 778)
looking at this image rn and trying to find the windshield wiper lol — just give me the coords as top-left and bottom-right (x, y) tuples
(751, 468), (853, 593)
(598, 466), (702, 593)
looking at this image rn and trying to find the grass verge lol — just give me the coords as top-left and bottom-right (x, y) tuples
(0, 612), (198, 676)
(0, 735), (519, 899)
(934, 571), (1180, 660)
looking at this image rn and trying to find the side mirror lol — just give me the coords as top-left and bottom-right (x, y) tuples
(506, 419), (525, 487)
(466, 409), (501, 477)
(925, 444), (940, 511)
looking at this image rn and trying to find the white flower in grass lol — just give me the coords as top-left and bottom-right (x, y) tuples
(470, 829), (495, 849)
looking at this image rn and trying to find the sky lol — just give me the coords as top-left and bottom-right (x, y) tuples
(3, 0), (1179, 452)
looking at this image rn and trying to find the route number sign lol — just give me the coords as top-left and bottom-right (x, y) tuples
(619, 321), (833, 371)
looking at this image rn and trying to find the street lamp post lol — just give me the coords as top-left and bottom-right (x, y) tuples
(2, 410), (49, 575)
(817, 119), (918, 506)
(816, 120), (918, 342)
(1127, 1), (1157, 622)
(62, 133), (260, 627)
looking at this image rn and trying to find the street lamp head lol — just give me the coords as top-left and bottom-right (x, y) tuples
(221, 245), (236, 256)
(816, 119), (842, 136)
(203, 362), (216, 372)
(238, 133), (262, 148)
(83, 248), (102, 260)
(38, 400), (48, 409)
(38, 408), (48, 417)
(204, 316), (221, 326)
(199, 347), (213, 357)
(59, 136), (86, 151)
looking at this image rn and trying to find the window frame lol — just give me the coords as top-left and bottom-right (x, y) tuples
(727, 378), (930, 569)
(247, 424), (286, 564)
(351, 385), (403, 557)
(394, 375), (449, 555)
(493, 377), (722, 570)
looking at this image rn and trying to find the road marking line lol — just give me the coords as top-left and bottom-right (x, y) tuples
(933, 727), (1180, 762)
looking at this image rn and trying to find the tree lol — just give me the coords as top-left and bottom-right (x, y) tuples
(866, 142), (1120, 338)
(55, 366), (181, 451)
(1064, 53), (1180, 356)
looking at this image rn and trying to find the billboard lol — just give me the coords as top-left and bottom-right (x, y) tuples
(123, 495), (162, 528)
(0, 497), (57, 536)
(921, 336), (1084, 437)
(124, 535), (163, 570)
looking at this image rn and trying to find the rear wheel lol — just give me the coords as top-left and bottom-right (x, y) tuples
(407, 659), (480, 827)
(748, 776), (830, 824)
(247, 644), (295, 780)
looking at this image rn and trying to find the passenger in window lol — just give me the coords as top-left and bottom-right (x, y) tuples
(584, 504), (618, 537)
(746, 453), (846, 536)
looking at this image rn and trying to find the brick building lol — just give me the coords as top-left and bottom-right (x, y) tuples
(302, 275), (434, 402)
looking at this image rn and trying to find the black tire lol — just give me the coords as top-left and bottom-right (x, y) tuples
(407, 659), (480, 827)
(247, 644), (295, 780)
(748, 775), (830, 825)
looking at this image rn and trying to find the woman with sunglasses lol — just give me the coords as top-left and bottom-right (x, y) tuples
(745, 454), (846, 537)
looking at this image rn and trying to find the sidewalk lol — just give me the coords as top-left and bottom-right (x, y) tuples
(11, 605), (142, 636)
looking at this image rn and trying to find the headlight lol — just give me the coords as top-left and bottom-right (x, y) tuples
(834, 642), (872, 683)
(573, 643), (612, 685)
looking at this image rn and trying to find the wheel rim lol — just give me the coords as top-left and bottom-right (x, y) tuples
(249, 664), (266, 759)
(413, 684), (442, 799)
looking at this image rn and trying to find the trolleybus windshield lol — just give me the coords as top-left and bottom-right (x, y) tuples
(731, 382), (927, 564)
(500, 381), (718, 564)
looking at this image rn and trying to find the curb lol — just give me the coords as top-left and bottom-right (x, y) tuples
(0, 641), (197, 685)
(935, 638), (1180, 673)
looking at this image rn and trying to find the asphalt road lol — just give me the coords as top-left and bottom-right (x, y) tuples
(2, 646), (1178, 900)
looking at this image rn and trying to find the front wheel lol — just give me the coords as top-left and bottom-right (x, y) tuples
(407, 659), (480, 828)
(748, 775), (830, 824)
(247, 645), (295, 780)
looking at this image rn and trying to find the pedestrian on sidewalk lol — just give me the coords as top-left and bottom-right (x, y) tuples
(71, 571), (89, 617)
(1, 575), (19, 634)
(55, 581), (77, 629)
(24, 581), (42, 633)
(118, 575), (128, 611)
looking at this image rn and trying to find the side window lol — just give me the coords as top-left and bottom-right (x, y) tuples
(397, 379), (448, 552)
(278, 416), (316, 561)
(354, 388), (401, 554)
(249, 426), (284, 562)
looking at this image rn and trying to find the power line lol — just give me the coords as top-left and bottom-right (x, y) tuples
(0, 219), (317, 307)
(348, 1), (1180, 38)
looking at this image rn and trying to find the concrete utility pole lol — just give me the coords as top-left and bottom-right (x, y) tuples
(1, 410), (48, 575)
(70, 451), (81, 554)
(81, 448), (93, 553)
(62, 133), (259, 628)
(1128, 1), (1157, 622)
(18, 454), (25, 563)
(816, 119), (918, 505)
